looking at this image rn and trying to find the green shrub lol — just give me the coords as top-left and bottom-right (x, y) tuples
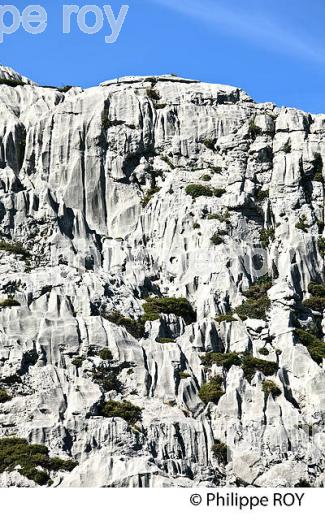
(295, 215), (309, 232)
(0, 437), (77, 486)
(142, 186), (161, 207)
(242, 276), (272, 299)
(200, 174), (212, 181)
(146, 88), (161, 101)
(155, 337), (176, 344)
(302, 296), (325, 313)
(207, 211), (230, 223)
(249, 119), (262, 139)
(215, 314), (237, 323)
(203, 138), (216, 151)
(242, 355), (278, 382)
(178, 371), (190, 379)
(199, 376), (224, 404)
(211, 232), (225, 246)
(72, 356), (85, 368)
(99, 400), (142, 424)
(161, 156), (175, 169)
(235, 295), (270, 320)
(258, 347), (270, 356)
(0, 299), (20, 308)
(262, 380), (281, 398)
(99, 348), (113, 361)
(210, 166), (222, 174)
(201, 352), (241, 370)
(214, 188), (226, 198)
(283, 140), (292, 153)
(313, 153), (323, 181)
(234, 278), (272, 320)
(212, 441), (228, 464)
(308, 282), (325, 297)
(259, 228), (275, 248)
(0, 388), (11, 403)
(92, 365), (123, 393)
(0, 78), (25, 88)
(0, 240), (30, 259)
(255, 189), (269, 202)
(193, 223), (200, 230)
(142, 297), (196, 324)
(318, 237), (325, 258)
(103, 311), (145, 339)
(185, 184), (214, 199)
(294, 329), (325, 364)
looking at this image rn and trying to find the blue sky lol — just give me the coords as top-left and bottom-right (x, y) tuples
(2, 0), (325, 113)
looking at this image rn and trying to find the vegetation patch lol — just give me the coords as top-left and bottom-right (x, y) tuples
(99, 348), (113, 361)
(142, 297), (196, 324)
(103, 311), (145, 339)
(212, 441), (228, 465)
(295, 215), (309, 233)
(0, 388), (11, 403)
(0, 299), (20, 308)
(155, 337), (176, 344)
(72, 356), (85, 368)
(258, 347), (270, 356)
(283, 140), (292, 154)
(313, 153), (323, 182)
(200, 174), (212, 181)
(178, 371), (191, 379)
(186, 184), (214, 199)
(255, 188), (269, 202)
(99, 400), (142, 424)
(211, 232), (226, 246)
(234, 277), (272, 320)
(318, 237), (325, 258)
(259, 228), (275, 248)
(242, 355), (278, 382)
(262, 380), (281, 398)
(294, 329), (325, 365)
(142, 186), (161, 207)
(0, 78), (25, 88)
(201, 352), (241, 370)
(146, 88), (161, 101)
(199, 376), (225, 404)
(249, 119), (262, 139)
(234, 295), (270, 320)
(0, 240), (30, 259)
(215, 314), (237, 323)
(203, 138), (217, 151)
(0, 437), (77, 486)
(161, 156), (175, 169)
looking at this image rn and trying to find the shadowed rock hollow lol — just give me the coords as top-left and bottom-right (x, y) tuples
(0, 65), (324, 487)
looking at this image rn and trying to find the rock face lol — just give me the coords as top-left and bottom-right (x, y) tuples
(0, 66), (324, 487)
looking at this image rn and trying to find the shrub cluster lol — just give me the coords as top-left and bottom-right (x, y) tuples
(142, 186), (161, 207)
(103, 311), (145, 339)
(201, 352), (241, 370)
(212, 441), (228, 464)
(199, 376), (225, 404)
(303, 282), (325, 313)
(142, 297), (196, 324)
(262, 380), (281, 398)
(99, 400), (142, 424)
(294, 329), (325, 365)
(0, 437), (77, 486)
(0, 388), (11, 403)
(215, 314), (237, 323)
(259, 228), (275, 248)
(0, 240), (30, 259)
(241, 355), (278, 382)
(234, 277), (272, 320)
(185, 184), (226, 199)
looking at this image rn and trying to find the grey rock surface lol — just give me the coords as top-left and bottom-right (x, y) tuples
(0, 67), (324, 487)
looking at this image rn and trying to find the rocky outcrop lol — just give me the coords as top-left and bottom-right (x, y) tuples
(0, 67), (324, 487)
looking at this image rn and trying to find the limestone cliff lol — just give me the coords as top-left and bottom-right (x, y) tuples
(0, 65), (324, 487)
